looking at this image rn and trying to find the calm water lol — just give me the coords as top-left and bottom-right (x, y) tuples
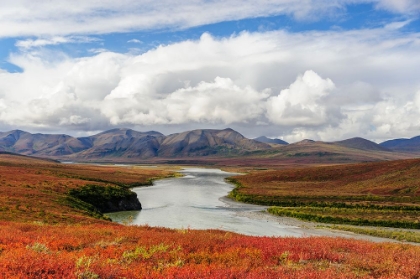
(107, 168), (306, 237)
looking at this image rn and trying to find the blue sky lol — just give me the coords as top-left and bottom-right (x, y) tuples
(1, 2), (417, 72)
(0, 0), (419, 142)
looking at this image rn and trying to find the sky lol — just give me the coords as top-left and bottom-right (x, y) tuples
(0, 0), (419, 143)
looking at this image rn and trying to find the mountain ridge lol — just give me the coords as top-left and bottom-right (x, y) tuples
(380, 136), (420, 153)
(254, 136), (288, 145)
(0, 128), (418, 163)
(335, 137), (391, 152)
(0, 128), (271, 160)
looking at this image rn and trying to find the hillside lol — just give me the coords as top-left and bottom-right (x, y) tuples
(254, 136), (288, 145)
(381, 135), (420, 153)
(0, 128), (270, 161)
(228, 158), (420, 229)
(255, 139), (409, 165)
(0, 130), (88, 156)
(1, 128), (419, 164)
(334, 137), (391, 152)
(231, 158), (420, 200)
(72, 128), (165, 159)
(0, 153), (176, 223)
(158, 128), (270, 157)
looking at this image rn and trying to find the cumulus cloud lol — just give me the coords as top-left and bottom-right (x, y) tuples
(0, 0), (418, 38)
(266, 70), (336, 126)
(0, 28), (420, 142)
(103, 77), (270, 125)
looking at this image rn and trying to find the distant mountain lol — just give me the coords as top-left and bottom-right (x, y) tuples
(73, 128), (165, 159)
(264, 138), (408, 164)
(158, 129), (271, 157)
(334, 137), (391, 152)
(254, 136), (288, 145)
(0, 128), (270, 160)
(1, 128), (418, 163)
(380, 136), (420, 153)
(294, 139), (315, 145)
(0, 130), (88, 156)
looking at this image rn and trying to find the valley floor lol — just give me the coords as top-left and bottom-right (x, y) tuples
(1, 154), (420, 278)
(220, 196), (420, 245)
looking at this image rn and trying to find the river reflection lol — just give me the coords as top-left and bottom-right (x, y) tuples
(107, 168), (305, 237)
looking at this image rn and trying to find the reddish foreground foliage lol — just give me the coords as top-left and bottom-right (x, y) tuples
(0, 221), (419, 278)
(0, 154), (176, 224)
(232, 158), (420, 200)
(2, 154), (420, 278)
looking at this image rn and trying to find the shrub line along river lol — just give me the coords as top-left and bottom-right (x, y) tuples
(107, 168), (409, 241)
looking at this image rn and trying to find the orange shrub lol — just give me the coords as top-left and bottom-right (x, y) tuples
(0, 221), (419, 278)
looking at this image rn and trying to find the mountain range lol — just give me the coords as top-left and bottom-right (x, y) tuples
(0, 128), (270, 160)
(0, 128), (418, 163)
(380, 136), (420, 152)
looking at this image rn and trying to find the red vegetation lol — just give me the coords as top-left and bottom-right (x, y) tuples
(1, 221), (420, 278)
(0, 154), (176, 224)
(232, 158), (420, 200)
(2, 154), (420, 278)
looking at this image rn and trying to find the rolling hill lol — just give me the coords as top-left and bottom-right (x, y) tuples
(254, 138), (410, 165)
(335, 137), (391, 152)
(380, 136), (420, 153)
(0, 128), (419, 163)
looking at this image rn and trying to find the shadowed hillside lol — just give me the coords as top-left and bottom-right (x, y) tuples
(254, 139), (410, 165)
(335, 137), (391, 152)
(381, 136), (420, 153)
(158, 128), (270, 157)
(254, 136), (288, 145)
(73, 128), (165, 159)
(0, 128), (419, 164)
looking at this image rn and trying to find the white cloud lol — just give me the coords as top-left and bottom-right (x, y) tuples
(374, 0), (420, 14)
(15, 36), (98, 49)
(0, 0), (418, 38)
(102, 77), (270, 125)
(88, 48), (109, 54)
(0, 28), (420, 142)
(128, 39), (142, 44)
(266, 70), (336, 126)
(384, 20), (413, 30)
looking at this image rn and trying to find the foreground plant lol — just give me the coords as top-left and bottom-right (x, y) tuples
(1, 221), (420, 278)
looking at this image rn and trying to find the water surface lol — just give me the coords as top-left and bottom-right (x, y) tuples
(108, 168), (306, 237)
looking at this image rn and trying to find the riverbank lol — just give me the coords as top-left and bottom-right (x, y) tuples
(219, 196), (420, 244)
(0, 153), (178, 224)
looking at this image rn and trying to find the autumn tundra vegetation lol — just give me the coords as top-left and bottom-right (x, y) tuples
(229, 158), (420, 241)
(1, 153), (420, 278)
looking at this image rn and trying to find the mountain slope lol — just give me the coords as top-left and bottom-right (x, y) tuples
(254, 136), (288, 145)
(158, 128), (270, 157)
(334, 137), (391, 152)
(0, 130), (89, 156)
(73, 128), (165, 159)
(1, 128), (419, 163)
(260, 139), (407, 164)
(380, 136), (420, 152)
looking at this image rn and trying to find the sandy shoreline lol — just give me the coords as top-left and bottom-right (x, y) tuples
(220, 196), (419, 245)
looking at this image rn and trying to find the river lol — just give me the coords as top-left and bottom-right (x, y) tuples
(108, 168), (317, 237)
